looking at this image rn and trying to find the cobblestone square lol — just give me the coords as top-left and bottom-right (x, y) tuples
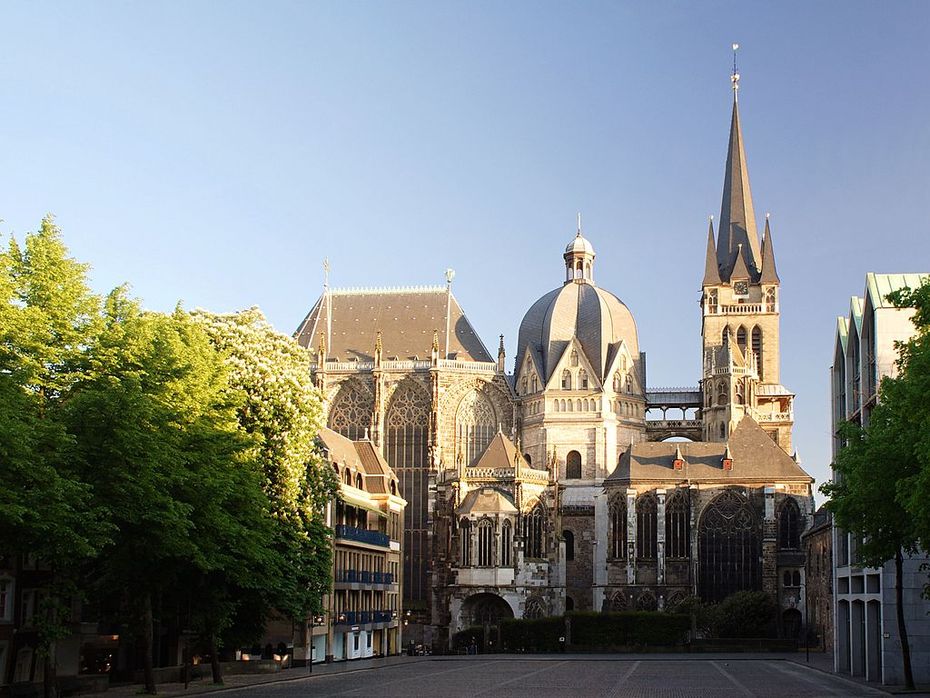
(225, 656), (887, 697)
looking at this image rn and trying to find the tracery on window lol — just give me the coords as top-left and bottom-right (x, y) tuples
(500, 520), (513, 566)
(523, 503), (546, 559)
(665, 490), (690, 559)
(455, 388), (496, 467)
(477, 519), (494, 566)
(385, 381), (431, 604)
(752, 326), (763, 379)
(328, 381), (373, 440)
(579, 369), (588, 390)
(636, 493), (658, 559)
(561, 370), (572, 390)
(460, 518), (472, 566)
(778, 498), (801, 550)
(609, 495), (627, 559)
(765, 287), (777, 313)
(698, 489), (762, 602)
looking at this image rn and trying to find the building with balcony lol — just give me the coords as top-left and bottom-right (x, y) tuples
(830, 273), (930, 685)
(296, 67), (815, 650)
(276, 428), (405, 665)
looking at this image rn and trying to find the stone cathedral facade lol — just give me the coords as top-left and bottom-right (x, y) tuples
(295, 80), (814, 649)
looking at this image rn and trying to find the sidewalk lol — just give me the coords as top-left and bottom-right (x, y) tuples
(82, 655), (425, 698)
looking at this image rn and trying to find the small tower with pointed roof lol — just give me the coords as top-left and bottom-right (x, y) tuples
(700, 49), (792, 453)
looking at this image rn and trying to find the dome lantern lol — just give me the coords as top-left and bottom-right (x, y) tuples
(564, 215), (595, 284)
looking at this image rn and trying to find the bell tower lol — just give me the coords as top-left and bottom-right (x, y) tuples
(700, 50), (793, 453)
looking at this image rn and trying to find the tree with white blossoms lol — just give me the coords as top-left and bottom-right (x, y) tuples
(191, 309), (337, 629)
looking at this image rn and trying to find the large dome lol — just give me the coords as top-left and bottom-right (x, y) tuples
(517, 281), (639, 382)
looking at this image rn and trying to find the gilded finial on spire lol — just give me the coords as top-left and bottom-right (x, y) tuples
(731, 43), (740, 101)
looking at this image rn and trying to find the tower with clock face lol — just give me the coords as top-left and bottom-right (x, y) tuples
(699, 84), (793, 454)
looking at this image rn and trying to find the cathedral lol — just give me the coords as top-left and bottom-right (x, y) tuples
(295, 74), (814, 649)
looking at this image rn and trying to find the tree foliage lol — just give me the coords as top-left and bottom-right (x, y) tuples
(0, 219), (334, 694)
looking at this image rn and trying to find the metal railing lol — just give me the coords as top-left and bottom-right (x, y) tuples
(334, 524), (390, 548)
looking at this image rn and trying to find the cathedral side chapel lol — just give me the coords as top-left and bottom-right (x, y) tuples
(295, 70), (814, 649)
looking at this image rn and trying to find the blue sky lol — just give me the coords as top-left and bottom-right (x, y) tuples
(2, 2), (929, 494)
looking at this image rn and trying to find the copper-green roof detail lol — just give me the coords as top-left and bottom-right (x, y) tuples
(865, 272), (930, 310)
(717, 98), (762, 281)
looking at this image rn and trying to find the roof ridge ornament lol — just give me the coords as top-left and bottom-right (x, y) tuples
(577, 211), (582, 237)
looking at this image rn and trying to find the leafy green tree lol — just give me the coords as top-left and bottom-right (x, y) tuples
(0, 218), (110, 697)
(66, 293), (268, 693)
(191, 309), (337, 627)
(820, 279), (930, 690)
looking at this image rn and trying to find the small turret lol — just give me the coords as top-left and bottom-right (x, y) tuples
(497, 334), (506, 373)
(759, 214), (780, 284)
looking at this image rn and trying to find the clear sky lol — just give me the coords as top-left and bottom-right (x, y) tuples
(2, 2), (929, 496)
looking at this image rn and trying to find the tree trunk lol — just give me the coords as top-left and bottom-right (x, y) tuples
(42, 642), (57, 698)
(209, 635), (223, 685)
(141, 593), (157, 695)
(894, 549), (915, 690)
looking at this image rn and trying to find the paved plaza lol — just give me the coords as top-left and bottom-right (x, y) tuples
(215, 656), (889, 697)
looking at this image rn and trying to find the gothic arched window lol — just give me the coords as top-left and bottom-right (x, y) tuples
(562, 370), (572, 390)
(563, 530), (575, 561)
(523, 504), (545, 559)
(752, 326), (763, 380)
(579, 369), (588, 390)
(636, 493), (658, 559)
(625, 375), (633, 394)
(609, 496), (627, 559)
(765, 287), (777, 313)
(328, 381), (373, 440)
(698, 489), (762, 602)
(477, 519), (494, 566)
(722, 326), (730, 345)
(613, 372), (621, 392)
(460, 518), (472, 566)
(609, 593), (627, 611)
(708, 289), (719, 314)
(665, 490), (690, 559)
(455, 389), (496, 467)
(737, 326), (747, 355)
(570, 350), (579, 367)
(384, 381), (430, 604)
(355, 473), (363, 489)
(500, 520), (513, 566)
(778, 498), (801, 550)
(735, 380), (745, 405)
(566, 451), (582, 479)
(717, 381), (728, 406)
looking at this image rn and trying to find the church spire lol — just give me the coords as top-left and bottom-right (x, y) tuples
(717, 46), (761, 282)
(703, 216), (721, 286)
(759, 214), (780, 284)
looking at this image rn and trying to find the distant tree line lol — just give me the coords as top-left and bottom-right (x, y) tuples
(821, 278), (930, 691)
(0, 217), (336, 696)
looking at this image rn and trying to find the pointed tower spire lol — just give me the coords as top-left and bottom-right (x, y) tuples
(759, 213), (781, 284)
(717, 45), (761, 281)
(703, 216), (722, 286)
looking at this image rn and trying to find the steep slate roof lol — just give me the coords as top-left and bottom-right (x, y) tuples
(294, 287), (492, 363)
(703, 219), (722, 286)
(717, 97), (762, 281)
(318, 427), (400, 495)
(759, 217), (780, 284)
(456, 487), (518, 516)
(472, 431), (528, 471)
(606, 416), (812, 484)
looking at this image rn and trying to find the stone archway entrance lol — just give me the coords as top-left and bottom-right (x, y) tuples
(460, 593), (514, 654)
